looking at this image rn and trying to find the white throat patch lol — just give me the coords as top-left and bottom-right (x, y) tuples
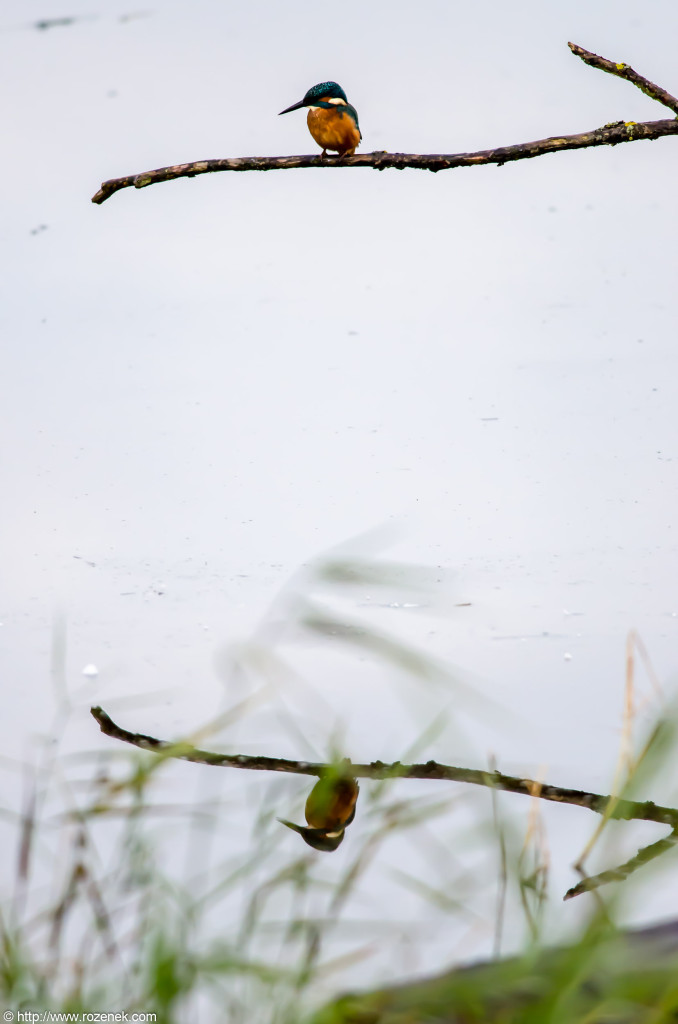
(309, 97), (347, 112)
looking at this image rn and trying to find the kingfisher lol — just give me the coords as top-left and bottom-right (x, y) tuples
(279, 81), (361, 158)
(278, 772), (360, 851)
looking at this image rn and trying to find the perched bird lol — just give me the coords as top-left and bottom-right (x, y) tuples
(278, 773), (360, 852)
(279, 81), (361, 158)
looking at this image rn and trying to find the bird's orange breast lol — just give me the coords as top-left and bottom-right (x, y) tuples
(305, 777), (359, 830)
(307, 106), (361, 155)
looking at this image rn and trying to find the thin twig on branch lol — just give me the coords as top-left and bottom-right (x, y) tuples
(91, 43), (678, 205)
(564, 830), (678, 900)
(90, 706), (678, 829)
(568, 42), (678, 115)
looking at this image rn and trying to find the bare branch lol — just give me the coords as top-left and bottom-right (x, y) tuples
(90, 706), (678, 828)
(90, 43), (678, 205)
(569, 42), (678, 115)
(91, 119), (678, 204)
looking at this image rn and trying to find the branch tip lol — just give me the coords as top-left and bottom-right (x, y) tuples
(568, 41), (678, 116)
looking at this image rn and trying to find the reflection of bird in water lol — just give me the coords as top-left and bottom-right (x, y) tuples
(278, 773), (360, 851)
(279, 81), (361, 158)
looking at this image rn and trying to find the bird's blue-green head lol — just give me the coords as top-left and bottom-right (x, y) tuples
(279, 81), (349, 115)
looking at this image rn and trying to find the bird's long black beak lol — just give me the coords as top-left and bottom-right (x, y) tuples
(278, 818), (306, 836)
(277, 818), (346, 852)
(278, 98), (306, 115)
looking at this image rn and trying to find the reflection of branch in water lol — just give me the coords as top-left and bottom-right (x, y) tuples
(90, 705), (678, 830)
(564, 829), (678, 901)
(90, 705), (678, 897)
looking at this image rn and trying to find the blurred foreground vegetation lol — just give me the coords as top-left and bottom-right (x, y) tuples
(3, 553), (678, 1022)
